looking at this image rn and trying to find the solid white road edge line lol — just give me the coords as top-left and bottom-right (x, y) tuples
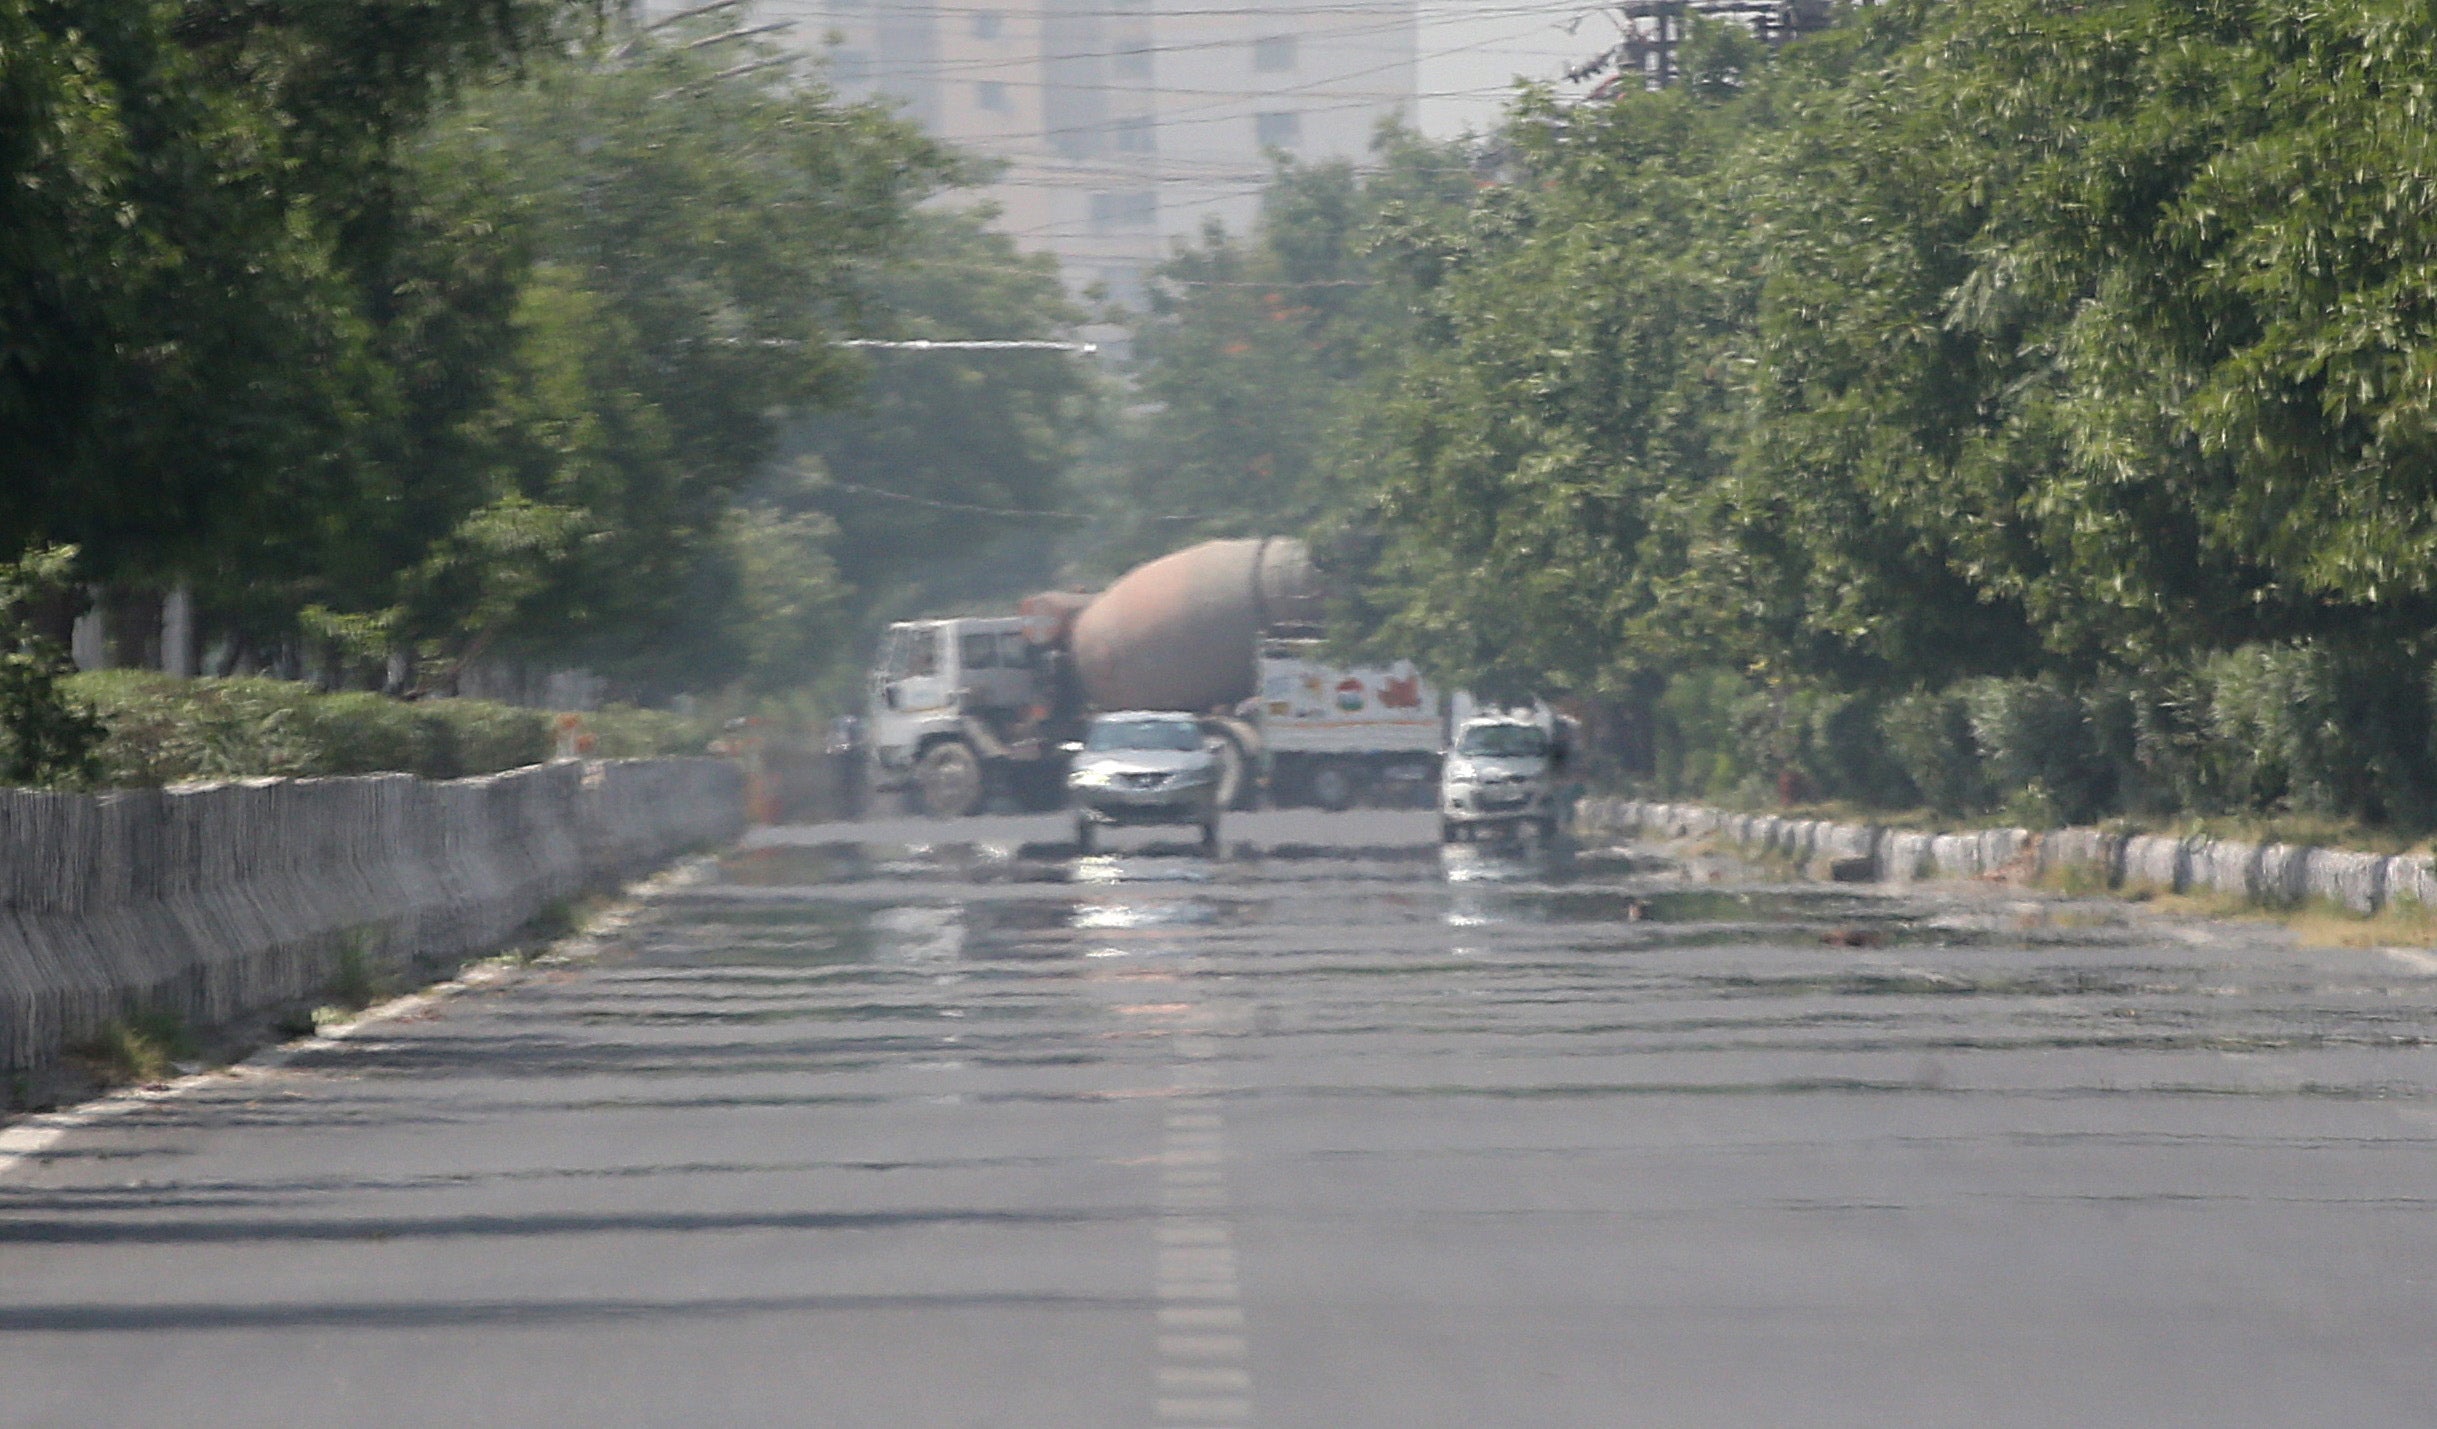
(0, 857), (712, 1180)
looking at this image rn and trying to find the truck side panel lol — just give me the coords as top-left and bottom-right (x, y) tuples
(1256, 654), (1442, 755)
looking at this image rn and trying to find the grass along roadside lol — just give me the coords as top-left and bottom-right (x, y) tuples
(2089, 879), (2437, 952)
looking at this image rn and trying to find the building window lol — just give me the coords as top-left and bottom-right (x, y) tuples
(1110, 115), (1155, 153)
(1255, 111), (1301, 149)
(1252, 34), (1297, 72)
(1090, 190), (1157, 232)
(971, 9), (1001, 39)
(976, 80), (1009, 111)
(1113, 43), (1152, 79)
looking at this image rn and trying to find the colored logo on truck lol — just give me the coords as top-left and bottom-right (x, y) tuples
(1379, 672), (1422, 709)
(1335, 678), (1366, 712)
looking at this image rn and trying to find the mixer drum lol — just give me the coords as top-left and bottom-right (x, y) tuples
(1070, 537), (1323, 713)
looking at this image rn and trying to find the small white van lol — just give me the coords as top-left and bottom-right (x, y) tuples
(1438, 716), (1563, 843)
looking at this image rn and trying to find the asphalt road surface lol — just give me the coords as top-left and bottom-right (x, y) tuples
(5, 809), (2437, 1426)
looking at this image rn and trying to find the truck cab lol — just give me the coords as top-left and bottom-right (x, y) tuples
(869, 617), (1063, 815)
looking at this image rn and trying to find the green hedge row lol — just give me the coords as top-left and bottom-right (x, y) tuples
(68, 672), (714, 786)
(1645, 642), (2437, 832)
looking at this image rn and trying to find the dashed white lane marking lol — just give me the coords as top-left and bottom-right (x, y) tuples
(1157, 1399), (1253, 1424)
(1161, 1335), (1248, 1358)
(1153, 1021), (1250, 1426)
(1159, 1367), (1253, 1391)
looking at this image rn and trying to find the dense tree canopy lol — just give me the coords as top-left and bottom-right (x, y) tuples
(1114, 0), (2437, 825)
(1344, 0), (2437, 693)
(361, 29), (956, 693)
(0, 0), (589, 583)
(1075, 127), (1476, 577)
(0, 0), (1085, 702)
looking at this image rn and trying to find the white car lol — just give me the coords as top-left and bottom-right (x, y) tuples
(1440, 716), (1561, 842)
(1066, 712), (1222, 854)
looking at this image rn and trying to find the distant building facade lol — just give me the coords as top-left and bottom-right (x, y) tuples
(739, 1), (1418, 306)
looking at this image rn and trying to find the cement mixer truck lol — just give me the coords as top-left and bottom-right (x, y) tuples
(865, 537), (1443, 817)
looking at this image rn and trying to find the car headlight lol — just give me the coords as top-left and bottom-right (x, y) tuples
(1069, 767), (1113, 788)
(1444, 759), (1477, 783)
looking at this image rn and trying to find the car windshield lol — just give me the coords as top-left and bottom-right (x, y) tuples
(1088, 719), (1202, 752)
(1457, 723), (1548, 758)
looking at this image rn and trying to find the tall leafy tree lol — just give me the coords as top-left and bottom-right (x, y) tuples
(0, 0), (586, 587)
(353, 27), (958, 694)
(1080, 127), (1477, 575)
(779, 208), (1094, 624)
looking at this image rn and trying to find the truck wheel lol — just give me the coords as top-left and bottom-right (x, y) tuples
(1310, 764), (1355, 812)
(914, 742), (984, 818)
(1199, 818), (1221, 854)
(1074, 815), (1096, 855)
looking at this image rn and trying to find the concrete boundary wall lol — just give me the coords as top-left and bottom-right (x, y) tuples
(0, 758), (744, 1078)
(1577, 796), (2434, 918)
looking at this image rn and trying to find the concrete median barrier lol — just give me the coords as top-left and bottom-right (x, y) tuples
(1576, 797), (2437, 922)
(0, 758), (743, 1083)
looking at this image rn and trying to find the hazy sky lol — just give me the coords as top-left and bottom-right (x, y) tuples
(1413, 2), (1608, 137)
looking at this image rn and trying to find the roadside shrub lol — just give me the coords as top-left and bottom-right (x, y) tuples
(411, 699), (553, 775)
(1880, 689), (1989, 816)
(325, 930), (385, 1013)
(1652, 668), (1763, 801)
(1797, 689), (1918, 807)
(64, 673), (706, 786)
(582, 705), (713, 759)
(1615, 641), (2437, 834)
(1959, 676), (2113, 824)
(2195, 644), (2325, 813)
(0, 548), (105, 787)
(73, 1009), (196, 1086)
(2182, 643), (2437, 827)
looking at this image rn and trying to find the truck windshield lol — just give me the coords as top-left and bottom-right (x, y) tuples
(1088, 719), (1202, 752)
(1457, 724), (1547, 758)
(883, 626), (939, 679)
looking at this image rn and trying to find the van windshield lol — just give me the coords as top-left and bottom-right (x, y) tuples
(1456, 724), (1547, 758)
(1088, 719), (1202, 752)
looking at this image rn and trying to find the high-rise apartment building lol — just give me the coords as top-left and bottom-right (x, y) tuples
(732, 1), (1417, 306)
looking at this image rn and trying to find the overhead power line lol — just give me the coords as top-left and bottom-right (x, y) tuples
(714, 336), (1101, 352)
(763, 1), (1590, 21)
(818, 13), (1425, 81)
(685, 19), (796, 48)
(642, 0), (747, 32)
(838, 338), (1102, 352)
(818, 478), (1206, 523)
